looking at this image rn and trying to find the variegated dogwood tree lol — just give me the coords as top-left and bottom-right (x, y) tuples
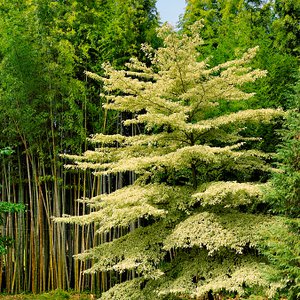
(57, 23), (286, 299)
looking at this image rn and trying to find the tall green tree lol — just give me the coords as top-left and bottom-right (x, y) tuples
(259, 82), (300, 298)
(58, 24), (287, 299)
(272, 0), (300, 56)
(266, 75), (300, 217)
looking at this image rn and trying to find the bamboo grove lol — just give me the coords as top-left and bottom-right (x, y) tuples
(0, 0), (299, 299)
(0, 0), (158, 294)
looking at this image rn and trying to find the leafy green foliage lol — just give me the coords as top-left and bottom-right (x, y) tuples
(0, 148), (25, 255)
(266, 78), (300, 217)
(272, 0), (300, 56)
(0, 0), (159, 155)
(0, 147), (14, 156)
(0, 201), (25, 254)
(0, 0), (86, 155)
(0, 202), (25, 218)
(257, 77), (300, 299)
(258, 218), (300, 300)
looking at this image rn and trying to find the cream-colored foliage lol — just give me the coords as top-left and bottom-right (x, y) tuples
(88, 133), (126, 145)
(195, 265), (265, 296)
(198, 108), (283, 130)
(87, 26), (268, 126)
(157, 250), (278, 299)
(100, 279), (146, 300)
(124, 108), (283, 139)
(56, 183), (192, 233)
(194, 264), (273, 298)
(192, 181), (266, 207)
(76, 223), (168, 279)
(87, 183), (185, 208)
(91, 144), (238, 175)
(164, 212), (271, 254)
(55, 184), (166, 233)
(70, 22), (282, 182)
(88, 145), (271, 178)
(55, 203), (164, 232)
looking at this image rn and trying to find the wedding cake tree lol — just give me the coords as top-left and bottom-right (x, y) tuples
(57, 23), (284, 299)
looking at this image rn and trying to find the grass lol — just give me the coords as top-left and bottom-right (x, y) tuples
(0, 290), (95, 300)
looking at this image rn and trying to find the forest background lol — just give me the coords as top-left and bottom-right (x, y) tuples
(0, 0), (299, 299)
